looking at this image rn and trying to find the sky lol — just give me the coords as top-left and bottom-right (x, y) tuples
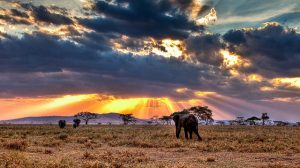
(0, 0), (299, 121)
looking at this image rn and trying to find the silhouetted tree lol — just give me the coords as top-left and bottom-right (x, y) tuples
(119, 114), (136, 125)
(74, 112), (98, 125)
(159, 116), (173, 125)
(261, 113), (270, 125)
(246, 116), (261, 125)
(189, 106), (213, 125)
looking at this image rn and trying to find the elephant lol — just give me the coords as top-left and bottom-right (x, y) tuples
(173, 114), (202, 141)
(73, 119), (81, 128)
(58, 120), (66, 129)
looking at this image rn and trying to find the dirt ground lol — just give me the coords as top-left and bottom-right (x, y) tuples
(0, 125), (299, 168)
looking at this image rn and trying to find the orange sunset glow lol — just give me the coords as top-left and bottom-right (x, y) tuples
(0, 95), (181, 120)
(0, 93), (238, 120)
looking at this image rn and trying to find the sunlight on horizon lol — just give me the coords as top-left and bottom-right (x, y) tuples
(0, 93), (239, 120)
(0, 91), (298, 121)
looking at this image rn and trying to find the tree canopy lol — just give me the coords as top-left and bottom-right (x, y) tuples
(74, 112), (98, 125)
(119, 114), (136, 125)
(261, 113), (270, 125)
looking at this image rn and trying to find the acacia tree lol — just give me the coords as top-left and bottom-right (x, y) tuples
(189, 106), (213, 125)
(246, 116), (261, 125)
(74, 112), (98, 125)
(119, 114), (136, 125)
(159, 116), (173, 125)
(261, 113), (270, 125)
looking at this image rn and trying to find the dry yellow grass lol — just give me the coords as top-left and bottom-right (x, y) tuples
(0, 125), (299, 168)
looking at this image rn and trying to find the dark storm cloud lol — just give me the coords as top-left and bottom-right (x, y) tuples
(185, 34), (224, 65)
(223, 29), (246, 45)
(0, 26), (298, 101)
(0, 32), (214, 98)
(223, 23), (300, 77)
(0, 14), (31, 25)
(0, 8), (31, 25)
(79, 0), (204, 39)
(10, 9), (29, 18)
(0, 32), (99, 73)
(20, 3), (73, 25)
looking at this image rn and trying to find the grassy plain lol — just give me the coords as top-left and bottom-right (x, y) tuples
(0, 125), (299, 168)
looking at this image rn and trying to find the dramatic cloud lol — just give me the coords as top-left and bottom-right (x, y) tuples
(185, 34), (224, 65)
(0, 8), (31, 25)
(80, 0), (205, 39)
(0, 14), (31, 25)
(10, 9), (29, 18)
(20, 3), (73, 25)
(224, 23), (300, 78)
(0, 32), (213, 98)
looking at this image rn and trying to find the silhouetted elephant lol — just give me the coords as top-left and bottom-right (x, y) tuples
(73, 119), (81, 128)
(58, 120), (66, 129)
(173, 114), (202, 141)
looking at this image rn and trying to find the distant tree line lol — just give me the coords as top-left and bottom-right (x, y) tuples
(58, 107), (296, 128)
(232, 113), (285, 126)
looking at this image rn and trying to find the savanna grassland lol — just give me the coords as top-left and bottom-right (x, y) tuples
(0, 125), (299, 168)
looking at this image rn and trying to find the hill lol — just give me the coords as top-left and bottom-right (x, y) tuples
(0, 113), (146, 125)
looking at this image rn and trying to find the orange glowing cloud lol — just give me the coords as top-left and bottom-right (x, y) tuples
(112, 37), (186, 59)
(271, 77), (300, 89)
(220, 49), (250, 68)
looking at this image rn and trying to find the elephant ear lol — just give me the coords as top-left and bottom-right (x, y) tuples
(173, 115), (180, 126)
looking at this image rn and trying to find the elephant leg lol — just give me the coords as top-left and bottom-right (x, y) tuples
(184, 127), (188, 139)
(176, 126), (181, 139)
(194, 126), (202, 141)
(189, 129), (193, 139)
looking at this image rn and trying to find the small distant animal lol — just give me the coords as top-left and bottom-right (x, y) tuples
(73, 119), (81, 128)
(58, 120), (66, 129)
(173, 114), (202, 141)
